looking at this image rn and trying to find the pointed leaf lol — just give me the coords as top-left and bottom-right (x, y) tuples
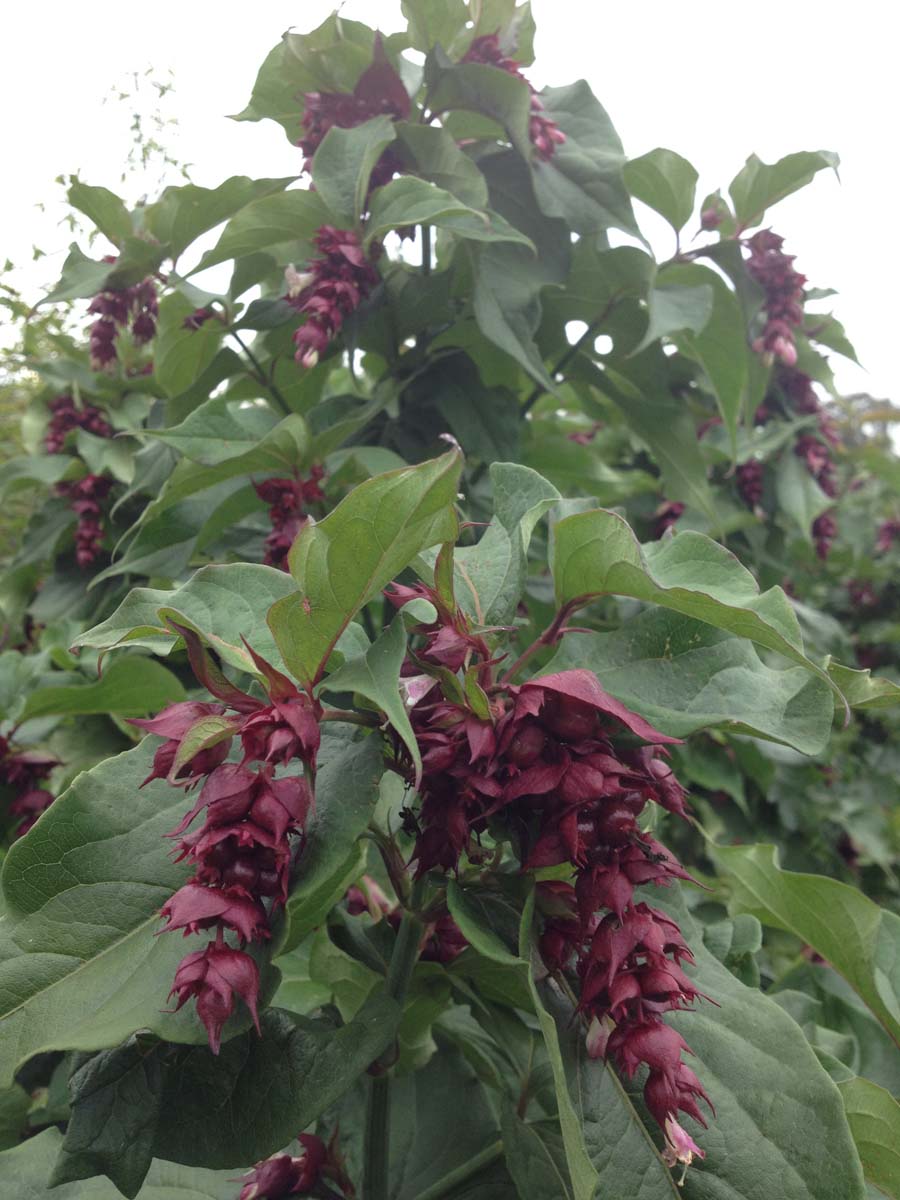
(837, 1077), (900, 1199)
(311, 114), (397, 224)
(624, 148), (698, 233)
(711, 843), (900, 1048)
(19, 656), (185, 720)
(729, 150), (840, 230)
(269, 450), (462, 686)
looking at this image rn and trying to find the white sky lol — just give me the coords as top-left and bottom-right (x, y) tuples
(3, 0), (897, 403)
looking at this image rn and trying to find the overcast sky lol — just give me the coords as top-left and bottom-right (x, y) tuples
(3, 0), (896, 403)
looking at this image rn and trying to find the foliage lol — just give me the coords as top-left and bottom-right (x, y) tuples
(0, 5), (898, 1200)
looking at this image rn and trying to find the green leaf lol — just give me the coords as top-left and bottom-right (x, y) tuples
(152, 999), (400, 1168)
(729, 150), (840, 229)
(0, 1083), (29, 1150)
(396, 123), (488, 207)
(148, 392), (287, 465)
(545, 608), (835, 754)
(635, 283), (714, 351)
(593, 364), (718, 524)
(144, 175), (295, 260)
(365, 176), (533, 247)
(0, 741), (275, 1088)
(447, 882), (524, 967)
(19, 655), (185, 720)
(153, 293), (224, 398)
(74, 563), (298, 673)
(712, 844), (900, 1049)
(0, 1127), (239, 1199)
(501, 1109), (574, 1200)
(50, 1039), (163, 1199)
(311, 114), (398, 224)
(531, 81), (637, 237)
(837, 1077), (900, 1199)
(518, 894), (598, 1200)
(67, 179), (133, 246)
(775, 452), (832, 542)
(0, 454), (75, 502)
(552, 508), (837, 690)
(268, 449), (462, 686)
(402, 0), (468, 52)
(191, 188), (330, 273)
(322, 614), (421, 784)
(623, 148), (698, 233)
(429, 63), (532, 157)
(662, 263), (749, 452)
(825, 660), (900, 711)
(277, 732), (384, 955)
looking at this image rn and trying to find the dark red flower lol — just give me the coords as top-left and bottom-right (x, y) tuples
(288, 228), (380, 369)
(160, 882), (270, 943)
(237, 1135), (328, 1199)
(745, 230), (806, 367)
(168, 941), (261, 1055)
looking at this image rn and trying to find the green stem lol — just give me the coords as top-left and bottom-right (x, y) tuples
(421, 224), (432, 276)
(521, 298), (621, 417)
(228, 328), (290, 415)
(363, 903), (425, 1200)
(412, 1141), (504, 1200)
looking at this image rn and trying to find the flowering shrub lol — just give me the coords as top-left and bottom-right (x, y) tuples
(0, 4), (898, 1200)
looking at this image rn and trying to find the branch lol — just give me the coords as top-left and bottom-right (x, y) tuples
(228, 328), (290, 415)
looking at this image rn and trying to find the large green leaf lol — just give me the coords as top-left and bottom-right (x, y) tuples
(501, 1110), (573, 1200)
(50, 1038), (164, 1199)
(624, 148), (698, 234)
(191, 189), (330, 273)
(154, 293), (224, 398)
(311, 115), (397, 224)
(729, 151), (840, 230)
(395, 122), (488, 207)
(0, 454), (75, 502)
(144, 175), (295, 260)
(775, 452), (832, 542)
(424, 462), (560, 628)
(73, 564), (298, 673)
(67, 179), (133, 246)
(19, 655), (185, 720)
(825, 660), (900, 711)
(636, 282), (714, 350)
(837, 1077), (900, 1200)
(147, 392), (296, 466)
(429, 62), (532, 157)
(152, 999), (399, 1169)
(662, 263), (749, 451)
(402, 0), (468, 52)
(531, 81), (637, 236)
(276, 731), (385, 955)
(712, 843), (900, 1048)
(365, 176), (533, 247)
(0, 741), (275, 1088)
(269, 450), (462, 686)
(545, 608), (834, 754)
(551, 508), (837, 693)
(0, 1127), (238, 1199)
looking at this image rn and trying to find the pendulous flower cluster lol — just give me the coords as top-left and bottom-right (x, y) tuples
(745, 229), (805, 367)
(55, 474), (113, 567)
(236, 1132), (353, 1199)
(44, 394), (112, 454)
(0, 735), (57, 838)
(133, 631), (321, 1053)
(298, 37), (410, 187)
(254, 468), (325, 570)
(88, 266), (158, 369)
(388, 583), (713, 1167)
(461, 33), (566, 160)
(286, 228), (381, 369)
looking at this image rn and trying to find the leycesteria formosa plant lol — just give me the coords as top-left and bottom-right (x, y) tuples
(0, 4), (898, 1200)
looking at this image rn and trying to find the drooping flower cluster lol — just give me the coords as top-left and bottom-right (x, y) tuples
(133, 631), (321, 1053)
(254, 468), (325, 569)
(0, 734), (57, 838)
(461, 33), (566, 160)
(88, 268), (158, 369)
(736, 459), (764, 509)
(286, 228), (381, 369)
(812, 510), (838, 560)
(745, 229), (805, 366)
(55, 474), (113, 567)
(236, 1132), (353, 1200)
(44, 394), (112, 454)
(299, 37), (409, 189)
(653, 500), (684, 539)
(876, 518), (900, 554)
(389, 585), (713, 1164)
